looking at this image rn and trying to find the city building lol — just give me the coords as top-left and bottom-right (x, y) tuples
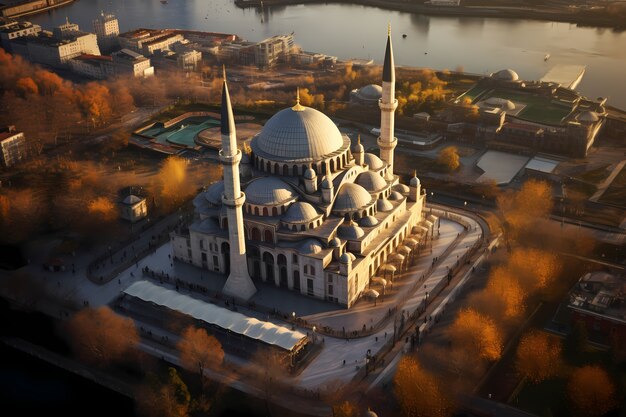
(92, 11), (119, 51)
(450, 68), (607, 157)
(110, 48), (154, 77)
(172, 30), (429, 307)
(118, 28), (184, 55)
(0, 0), (69, 18)
(119, 194), (148, 223)
(0, 126), (27, 168)
(69, 49), (153, 79)
(10, 18), (100, 67)
(0, 18), (41, 51)
(219, 33), (295, 67)
(568, 271), (626, 351)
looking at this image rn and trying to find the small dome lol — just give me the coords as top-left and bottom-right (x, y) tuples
(410, 176), (420, 187)
(283, 202), (319, 223)
(393, 183), (410, 194)
(338, 223), (365, 240)
(377, 198), (393, 212)
(388, 191), (404, 201)
(321, 175), (333, 189)
(364, 153), (384, 170)
(352, 141), (364, 154)
(356, 171), (387, 193)
(245, 177), (296, 206)
(363, 409), (379, 417)
(492, 69), (519, 81)
(303, 167), (316, 180)
(359, 215), (379, 227)
(329, 237), (341, 247)
(193, 193), (211, 210)
(205, 181), (224, 205)
(253, 106), (344, 160)
(339, 252), (352, 263)
(577, 110), (599, 123)
(484, 97), (515, 111)
(358, 84), (383, 100)
(298, 238), (323, 254)
(333, 183), (373, 213)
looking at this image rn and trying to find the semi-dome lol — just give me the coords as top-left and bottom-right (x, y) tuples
(298, 238), (323, 254)
(303, 167), (316, 180)
(492, 69), (519, 81)
(329, 237), (341, 247)
(358, 84), (382, 100)
(364, 153), (384, 170)
(338, 222), (365, 240)
(253, 106), (344, 160)
(193, 193), (211, 210)
(359, 215), (379, 227)
(356, 171), (387, 192)
(245, 177), (296, 206)
(205, 181), (224, 205)
(339, 252), (353, 263)
(283, 202), (319, 223)
(333, 183), (373, 213)
(377, 198), (393, 212)
(484, 97), (516, 110)
(577, 110), (599, 123)
(388, 191), (404, 201)
(393, 183), (410, 194)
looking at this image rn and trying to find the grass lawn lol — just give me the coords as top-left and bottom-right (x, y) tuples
(487, 89), (573, 125)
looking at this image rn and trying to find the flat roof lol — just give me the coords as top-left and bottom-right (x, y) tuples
(124, 280), (307, 351)
(525, 156), (560, 173)
(476, 150), (529, 185)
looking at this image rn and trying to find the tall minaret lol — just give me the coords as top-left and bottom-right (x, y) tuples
(220, 68), (257, 300)
(377, 24), (398, 179)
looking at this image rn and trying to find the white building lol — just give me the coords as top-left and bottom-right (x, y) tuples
(172, 30), (429, 307)
(0, 126), (27, 168)
(0, 18), (41, 51)
(93, 11), (119, 51)
(119, 195), (148, 223)
(111, 48), (154, 77)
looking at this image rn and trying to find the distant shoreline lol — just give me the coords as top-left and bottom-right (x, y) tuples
(234, 0), (626, 30)
(0, 0), (75, 19)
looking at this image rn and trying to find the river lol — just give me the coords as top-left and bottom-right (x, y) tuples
(28, 0), (626, 108)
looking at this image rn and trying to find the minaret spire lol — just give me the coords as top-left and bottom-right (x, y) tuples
(292, 86), (305, 111)
(378, 25), (398, 179)
(220, 67), (256, 300)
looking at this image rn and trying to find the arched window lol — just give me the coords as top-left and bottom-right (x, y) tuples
(222, 218), (228, 229)
(274, 163), (279, 174)
(329, 159), (335, 172)
(292, 225), (297, 232)
(277, 254), (287, 265)
(263, 252), (274, 264)
(300, 225), (306, 231)
(251, 228), (261, 241)
(264, 229), (273, 243)
(266, 161), (271, 172)
(293, 165), (298, 176)
(272, 207), (278, 216)
(262, 207), (268, 216)
(309, 222), (314, 229)
(283, 165), (289, 176)
(254, 206), (259, 216)
(363, 210), (367, 218)
(336, 156), (341, 169)
(310, 266), (316, 275)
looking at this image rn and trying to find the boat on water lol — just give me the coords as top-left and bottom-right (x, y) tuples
(402, 34), (407, 38)
(161, 0), (168, 4)
(544, 53), (551, 61)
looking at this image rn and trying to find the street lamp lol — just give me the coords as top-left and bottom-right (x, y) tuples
(312, 326), (317, 343)
(292, 311), (296, 330)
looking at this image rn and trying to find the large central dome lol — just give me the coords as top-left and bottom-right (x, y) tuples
(253, 106), (344, 160)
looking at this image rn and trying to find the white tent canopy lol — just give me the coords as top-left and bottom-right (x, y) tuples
(371, 277), (387, 287)
(124, 281), (307, 351)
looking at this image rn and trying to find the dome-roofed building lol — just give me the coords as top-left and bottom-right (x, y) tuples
(481, 97), (516, 111)
(576, 110), (600, 123)
(172, 28), (427, 308)
(350, 83), (383, 105)
(492, 68), (520, 81)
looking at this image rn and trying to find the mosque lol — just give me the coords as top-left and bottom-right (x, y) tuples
(171, 28), (428, 307)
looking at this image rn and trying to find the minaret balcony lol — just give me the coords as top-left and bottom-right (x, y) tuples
(222, 191), (246, 208)
(219, 148), (242, 165)
(377, 136), (398, 149)
(378, 98), (398, 111)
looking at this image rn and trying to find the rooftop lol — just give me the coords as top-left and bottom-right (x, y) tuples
(568, 272), (626, 324)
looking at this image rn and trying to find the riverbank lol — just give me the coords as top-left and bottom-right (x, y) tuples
(234, 0), (626, 29)
(0, 0), (75, 19)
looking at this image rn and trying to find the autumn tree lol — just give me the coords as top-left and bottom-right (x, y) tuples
(87, 196), (117, 223)
(177, 326), (224, 380)
(497, 179), (553, 240)
(449, 308), (502, 362)
(298, 87), (324, 109)
(485, 266), (526, 319)
(438, 146), (460, 172)
(65, 306), (139, 366)
(135, 368), (209, 417)
(0, 188), (44, 244)
(332, 401), (359, 417)
(515, 330), (562, 383)
(155, 156), (196, 211)
(567, 365), (617, 417)
(507, 248), (561, 291)
(393, 357), (453, 417)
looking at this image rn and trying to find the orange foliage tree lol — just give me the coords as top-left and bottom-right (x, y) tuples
(177, 326), (224, 378)
(497, 179), (553, 240)
(87, 196), (117, 223)
(449, 308), (502, 362)
(393, 356), (453, 417)
(485, 266), (526, 319)
(65, 306), (139, 366)
(332, 401), (359, 417)
(0, 189), (43, 244)
(507, 248), (561, 291)
(567, 365), (617, 417)
(156, 156), (196, 211)
(515, 330), (562, 383)
(438, 146), (460, 172)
